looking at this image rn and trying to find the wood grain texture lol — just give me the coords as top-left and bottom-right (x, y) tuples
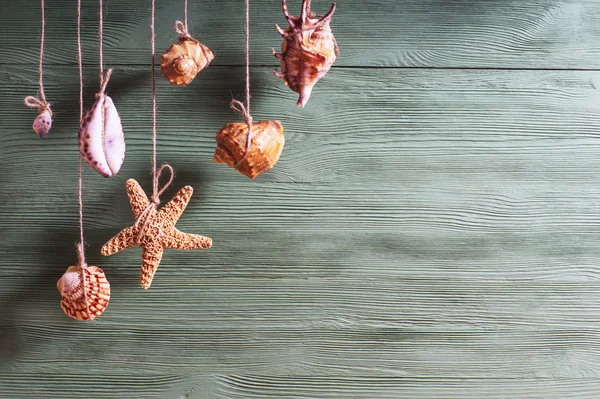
(2, 0), (600, 68)
(2, 0), (600, 398)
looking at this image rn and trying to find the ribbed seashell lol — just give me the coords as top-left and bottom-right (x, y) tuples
(79, 95), (126, 178)
(161, 38), (214, 86)
(213, 120), (285, 179)
(274, 0), (339, 107)
(57, 265), (110, 321)
(33, 109), (52, 138)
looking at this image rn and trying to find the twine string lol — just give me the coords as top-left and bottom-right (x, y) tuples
(231, 0), (254, 157)
(76, 0), (86, 269)
(136, 0), (174, 246)
(24, 0), (50, 114)
(99, 0), (104, 79)
(134, 165), (174, 245)
(76, 0), (90, 317)
(174, 20), (192, 41)
(96, 68), (113, 98)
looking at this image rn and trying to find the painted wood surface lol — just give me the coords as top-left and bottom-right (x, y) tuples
(1, 0), (600, 398)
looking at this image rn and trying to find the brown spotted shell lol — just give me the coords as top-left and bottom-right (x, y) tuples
(57, 265), (110, 321)
(274, 0), (339, 107)
(213, 120), (285, 179)
(161, 38), (214, 86)
(33, 109), (52, 137)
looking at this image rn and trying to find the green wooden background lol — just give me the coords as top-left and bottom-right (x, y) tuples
(1, 0), (600, 397)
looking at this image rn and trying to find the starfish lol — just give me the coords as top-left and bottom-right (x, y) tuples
(101, 179), (212, 289)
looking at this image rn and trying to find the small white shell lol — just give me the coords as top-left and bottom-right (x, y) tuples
(79, 95), (126, 177)
(33, 109), (52, 137)
(57, 265), (111, 321)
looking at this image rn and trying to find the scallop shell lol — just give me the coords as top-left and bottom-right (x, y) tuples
(33, 109), (52, 137)
(161, 38), (214, 86)
(213, 120), (285, 179)
(79, 95), (126, 178)
(57, 265), (110, 321)
(274, 0), (339, 107)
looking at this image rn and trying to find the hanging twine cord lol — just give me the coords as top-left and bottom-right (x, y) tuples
(231, 0), (254, 158)
(96, 68), (113, 98)
(24, 0), (51, 114)
(134, 0), (175, 246)
(75, 0), (90, 313)
(133, 165), (174, 245)
(174, 0), (191, 40)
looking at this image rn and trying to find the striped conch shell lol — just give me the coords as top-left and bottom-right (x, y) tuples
(213, 120), (285, 179)
(273, 0), (339, 107)
(161, 37), (214, 86)
(57, 265), (110, 321)
(78, 94), (126, 177)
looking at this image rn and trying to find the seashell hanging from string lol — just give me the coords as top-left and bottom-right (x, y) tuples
(79, 69), (126, 178)
(273, 0), (339, 107)
(57, 264), (110, 321)
(214, 118), (285, 179)
(161, 21), (214, 86)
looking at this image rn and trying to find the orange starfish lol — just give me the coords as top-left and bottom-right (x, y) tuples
(101, 179), (212, 289)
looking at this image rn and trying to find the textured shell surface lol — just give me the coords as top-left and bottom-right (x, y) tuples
(79, 95), (126, 178)
(213, 120), (285, 179)
(274, 0), (339, 107)
(33, 109), (52, 137)
(161, 38), (214, 86)
(57, 265), (111, 321)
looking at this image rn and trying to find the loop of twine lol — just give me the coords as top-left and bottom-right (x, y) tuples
(24, 96), (52, 115)
(95, 68), (113, 98)
(76, 242), (87, 268)
(133, 164), (174, 245)
(174, 20), (192, 41)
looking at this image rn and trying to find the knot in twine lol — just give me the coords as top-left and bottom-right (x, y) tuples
(95, 68), (113, 99)
(24, 96), (52, 116)
(175, 20), (193, 41)
(76, 242), (88, 269)
(133, 164), (174, 245)
(230, 99), (254, 160)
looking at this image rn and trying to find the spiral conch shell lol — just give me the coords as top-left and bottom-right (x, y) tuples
(33, 109), (52, 137)
(57, 265), (110, 321)
(78, 94), (126, 178)
(161, 37), (214, 86)
(273, 0), (339, 107)
(213, 120), (285, 179)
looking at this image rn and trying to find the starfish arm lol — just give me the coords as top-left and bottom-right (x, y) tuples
(101, 226), (136, 256)
(164, 228), (212, 250)
(158, 185), (193, 226)
(126, 179), (150, 219)
(141, 243), (164, 289)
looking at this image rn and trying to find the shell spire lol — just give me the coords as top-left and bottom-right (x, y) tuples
(57, 265), (111, 321)
(161, 23), (214, 86)
(273, 0), (339, 107)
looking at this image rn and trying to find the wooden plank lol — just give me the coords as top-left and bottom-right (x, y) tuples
(2, 0), (600, 68)
(2, 64), (600, 399)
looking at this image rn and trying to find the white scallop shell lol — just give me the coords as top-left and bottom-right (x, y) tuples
(79, 95), (126, 177)
(33, 109), (52, 137)
(57, 265), (111, 321)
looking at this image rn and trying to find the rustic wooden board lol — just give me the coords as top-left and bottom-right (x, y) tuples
(2, 0), (600, 397)
(2, 0), (600, 68)
(1, 63), (600, 397)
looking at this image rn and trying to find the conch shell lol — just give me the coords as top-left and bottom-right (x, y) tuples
(57, 265), (111, 321)
(273, 0), (339, 107)
(213, 120), (285, 179)
(79, 94), (126, 178)
(161, 37), (214, 86)
(33, 109), (52, 137)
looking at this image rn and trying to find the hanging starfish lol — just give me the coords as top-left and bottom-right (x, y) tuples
(101, 179), (212, 289)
